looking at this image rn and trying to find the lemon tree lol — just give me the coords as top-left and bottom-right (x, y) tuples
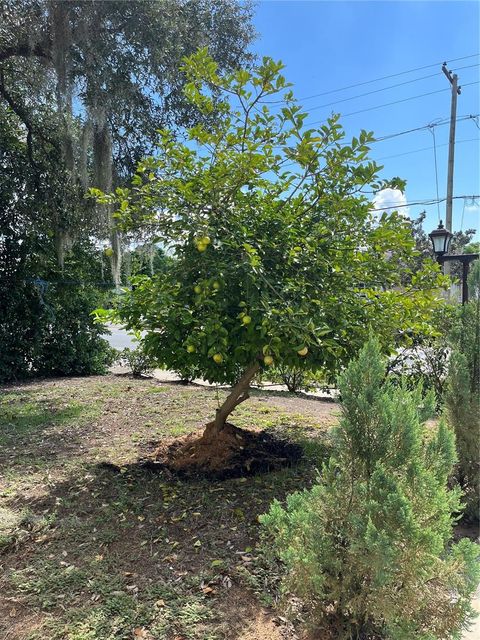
(97, 50), (445, 436)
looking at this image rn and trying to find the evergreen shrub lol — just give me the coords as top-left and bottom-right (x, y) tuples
(117, 345), (157, 377)
(260, 338), (480, 640)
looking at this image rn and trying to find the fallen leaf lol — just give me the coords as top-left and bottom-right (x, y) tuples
(211, 559), (224, 567)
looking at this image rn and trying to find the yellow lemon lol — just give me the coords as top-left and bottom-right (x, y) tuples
(187, 345), (196, 353)
(104, 247), (114, 257)
(242, 315), (252, 325)
(213, 353), (223, 364)
(297, 347), (308, 357)
(264, 355), (274, 366)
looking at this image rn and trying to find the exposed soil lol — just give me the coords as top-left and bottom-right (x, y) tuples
(4, 375), (476, 640)
(0, 375), (335, 640)
(150, 422), (303, 479)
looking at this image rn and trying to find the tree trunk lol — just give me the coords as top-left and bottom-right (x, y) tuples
(203, 360), (261, 441)
(110, 227), (122, 290)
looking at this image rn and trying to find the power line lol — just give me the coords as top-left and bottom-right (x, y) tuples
(295, 63), (480, 115)
(374, 114), (478, 142)
(308, 81), (479, 126)
(370, 194), (479, 212)
(429, 127), (442, 221)
(306, 71), (441, 113)
(374, 137), (479, 161)
(279, 115), (478, 170)
(26, 277), (113, 288)
(261, 53), (479, 104)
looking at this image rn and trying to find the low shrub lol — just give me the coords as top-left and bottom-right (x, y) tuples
(387, 307), (456, 404)
(117, 345), (157, 377)
(266, 365), (325, 393)
(0, 275), (115, 383)
(261, 338), (479, 640)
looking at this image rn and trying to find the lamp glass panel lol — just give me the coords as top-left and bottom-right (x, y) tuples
(444, 233), (452, 253)
(432, 233), (447, 253)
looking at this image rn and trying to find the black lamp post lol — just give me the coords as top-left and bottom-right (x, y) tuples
(428, 221), (479, 304)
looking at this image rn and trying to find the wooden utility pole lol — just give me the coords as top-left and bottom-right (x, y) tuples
(442, 63), (461, 233)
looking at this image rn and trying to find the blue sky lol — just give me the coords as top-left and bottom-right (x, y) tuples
(251, 0), (479, 238)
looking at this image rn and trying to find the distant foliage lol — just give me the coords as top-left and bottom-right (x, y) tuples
(261, 338), (479, 640)
(446, 281), (480, 521)
(409, 210), (476, 280)
(31, 282), (116, 378)
(266, 365), (325, 394)
(387, 306), (456, 403)
(121, 244), (174, 281)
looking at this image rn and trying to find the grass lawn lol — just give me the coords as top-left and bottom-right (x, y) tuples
(0, 375), (338, 640)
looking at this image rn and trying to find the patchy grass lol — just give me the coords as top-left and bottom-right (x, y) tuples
(0, 375), (337, 640)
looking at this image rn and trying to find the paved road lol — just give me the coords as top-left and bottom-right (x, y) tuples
(105, 324), (138, 351)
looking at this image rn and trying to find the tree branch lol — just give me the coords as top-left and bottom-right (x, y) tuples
(0, 40), (51, 64)
(0, 71), (37, 167)
(0, 71), (60, 158)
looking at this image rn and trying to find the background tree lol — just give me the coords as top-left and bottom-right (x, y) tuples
(97, 51), (446, 457)
(410, 210), (476, 280)
(0, 0), (255, 285)
(0, 0), (255, 382)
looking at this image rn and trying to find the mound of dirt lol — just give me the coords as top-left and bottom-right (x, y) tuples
(150, 423), (303, 479)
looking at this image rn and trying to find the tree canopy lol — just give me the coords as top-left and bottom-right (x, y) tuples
(97, 50), (446, 434)
(0, 2), (255, 381)
(0, 0), (255, 282)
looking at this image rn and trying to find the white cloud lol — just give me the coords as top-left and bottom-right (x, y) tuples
(371, 188), (409, 218)
(465, 203), (480, 212)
